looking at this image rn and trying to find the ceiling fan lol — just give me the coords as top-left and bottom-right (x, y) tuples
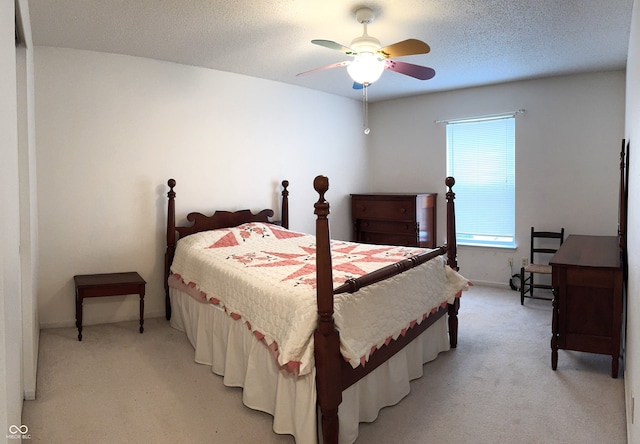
(297, 7), (436, 89)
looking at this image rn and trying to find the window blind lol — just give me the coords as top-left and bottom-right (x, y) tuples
(446, 116), (515, 247)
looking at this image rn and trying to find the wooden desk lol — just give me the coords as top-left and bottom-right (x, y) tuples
(550, 235), (623, 378)
(74, 272), (146, 341)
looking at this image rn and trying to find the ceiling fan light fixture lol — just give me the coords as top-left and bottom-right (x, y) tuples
(347, 52), (385, 85)
(299, 6), (435, 93)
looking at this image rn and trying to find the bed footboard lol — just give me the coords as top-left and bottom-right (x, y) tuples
(313, 175), (458, 444)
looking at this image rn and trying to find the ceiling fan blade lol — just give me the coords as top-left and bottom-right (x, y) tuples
(384, 60), (435, 80)
(297, 61), (350, 77)
(377, 39), (431, 58)
(311, 39), (357, 56)
(352, 82), (371, 90)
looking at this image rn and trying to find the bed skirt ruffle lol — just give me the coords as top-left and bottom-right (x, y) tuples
(169, 287), (450, 444)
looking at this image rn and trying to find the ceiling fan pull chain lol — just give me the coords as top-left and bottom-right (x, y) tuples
(362, 84), (370, 135)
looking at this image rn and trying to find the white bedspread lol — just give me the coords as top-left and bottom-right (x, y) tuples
(170, 222), (468, 375)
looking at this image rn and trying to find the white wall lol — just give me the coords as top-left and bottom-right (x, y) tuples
(368, 72), (626, 286)
(625, 1), (640, 442)
(33, 50), (627, 327)
(34, 47), (368, 328)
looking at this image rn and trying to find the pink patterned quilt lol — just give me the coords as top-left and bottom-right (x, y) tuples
(169, 222), (468, 375)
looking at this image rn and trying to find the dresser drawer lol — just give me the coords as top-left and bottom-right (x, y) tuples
(352, 199), (416, 221)
(358, 219), (417, 234)
(359, 232), (417, 247)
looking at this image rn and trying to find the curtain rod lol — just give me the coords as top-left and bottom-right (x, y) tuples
(435, 109), (526, 124)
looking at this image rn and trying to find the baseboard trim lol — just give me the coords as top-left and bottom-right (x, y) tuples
(39, 310), (166, 330)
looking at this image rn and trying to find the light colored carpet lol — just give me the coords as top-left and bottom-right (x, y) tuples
(22, 285), (627, 443)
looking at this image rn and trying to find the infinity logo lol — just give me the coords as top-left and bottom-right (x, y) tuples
(8, 425), (28, 434)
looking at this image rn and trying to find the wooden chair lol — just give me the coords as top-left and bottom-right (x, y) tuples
(520, 227), (565, 305)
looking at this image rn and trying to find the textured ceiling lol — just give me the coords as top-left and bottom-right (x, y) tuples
(28, 0), (634, 102)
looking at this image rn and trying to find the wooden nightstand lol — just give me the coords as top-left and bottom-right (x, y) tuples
(74, 272), (146, 341)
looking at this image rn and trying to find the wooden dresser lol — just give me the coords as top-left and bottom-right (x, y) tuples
(351, 193), (437, 248)
(549, 235), (623, 378)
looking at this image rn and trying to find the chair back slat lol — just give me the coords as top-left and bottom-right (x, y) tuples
(521, 227), (565, 305)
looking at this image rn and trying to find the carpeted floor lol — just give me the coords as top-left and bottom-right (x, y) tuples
(22, 285), (627, 443)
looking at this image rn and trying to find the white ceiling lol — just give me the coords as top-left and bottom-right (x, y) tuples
(27, 0), (634, 103)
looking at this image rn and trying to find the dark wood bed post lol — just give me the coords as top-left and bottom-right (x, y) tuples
(165, 179), (177, 320)
(313, 175), (341, 444)
(281, 180), (289, 229)
(445, 176), (460, 348)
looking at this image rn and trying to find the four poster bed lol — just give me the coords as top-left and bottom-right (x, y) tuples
(164, 175), (467, 444)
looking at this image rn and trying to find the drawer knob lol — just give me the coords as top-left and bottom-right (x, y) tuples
(399, 208), (406, 213)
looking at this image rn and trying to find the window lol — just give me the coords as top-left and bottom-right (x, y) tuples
(446, 115), (515, 248)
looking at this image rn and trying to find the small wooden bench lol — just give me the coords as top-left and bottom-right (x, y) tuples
(74, 272), (146, 341)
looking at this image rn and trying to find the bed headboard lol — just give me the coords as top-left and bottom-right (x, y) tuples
(163, 178), (290, 319)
